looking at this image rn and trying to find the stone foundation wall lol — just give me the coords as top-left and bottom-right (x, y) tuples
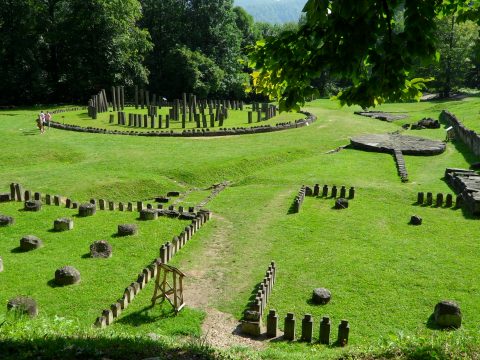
(49, 112), (316, 138)
(440, 110), (480, 157)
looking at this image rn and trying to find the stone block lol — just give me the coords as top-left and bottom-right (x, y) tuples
(118, 224), (138, 236)
(140, 209), (158, 221)
(7, 296), (38, 317)
(0, 193), (11, 202)
(434, 300), (462, 328)
(79, 203), (96, 217)
(20, 235), (43, 251)
(55, 266), (80, 285)
(24, 200), (42, 212)
(54, 218), (73, 231)
(0, 215), (14, 227)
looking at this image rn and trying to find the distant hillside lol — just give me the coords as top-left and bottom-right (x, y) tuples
(234, 0), (306, 24)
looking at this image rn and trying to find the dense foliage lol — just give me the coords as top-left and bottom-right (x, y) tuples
(0, 0), (151, 104)
(249, 0), (480, 111)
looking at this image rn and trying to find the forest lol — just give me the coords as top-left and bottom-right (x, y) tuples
(0, 0), (479, 106)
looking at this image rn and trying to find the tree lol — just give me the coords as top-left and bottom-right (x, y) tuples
(54, 0), (151, 101)
(141, 0), (245, 99)
(411, 16), (479, 97)
(163, 46), (224, 98)
(248, 0), (480, 111)
(0, 0), (45, 104)
(0, 0), (151, 105)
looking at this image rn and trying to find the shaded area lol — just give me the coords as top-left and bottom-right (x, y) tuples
(0, 336), (221, 360)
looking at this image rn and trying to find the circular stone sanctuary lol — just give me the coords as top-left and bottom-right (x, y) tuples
(350, 134), (446, 155)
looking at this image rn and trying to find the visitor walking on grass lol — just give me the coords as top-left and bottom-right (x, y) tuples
(44, 111), (52, 130)
(37, 111), (45, 134)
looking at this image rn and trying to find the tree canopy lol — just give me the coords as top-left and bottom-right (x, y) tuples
(248, 0), (480, 111)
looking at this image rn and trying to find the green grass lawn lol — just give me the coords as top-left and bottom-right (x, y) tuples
(54, 106), (303, 133)
(0, 201), (204, 337)
(1, 98), (480, 359)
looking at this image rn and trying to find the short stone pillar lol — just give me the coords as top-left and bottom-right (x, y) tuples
(313, 184), (320, 196)
(417, 192), (424, 204)
(45, 194), (51, 205)
(284, 313), (296, 341)
(99, 199), (106, 210)
(337, 320), (349, 346)
(426, 192), (433, 205)
(34, 192), (41, 201)
(340, 186), (346, 198)
(79, 203), (96, 217)
(137, 201), (144, 211)
(94, 316), (107, 328)
(140, 209), (158, 220)
(54, 218), (73, 231)
(319, 316), (331, 344)
(305, 186), (313, 196)
(267, 309), (279, 338)
(348, 187), (355, 199)
(301, 314), (314, 343)
(322, 185), (328, 197)
(102, 309), (114, 325)
(331, 185), (338, 198)
(436, 193), (444, 207)
(445, 194), (453, 207)
(0, 256), (3, 272)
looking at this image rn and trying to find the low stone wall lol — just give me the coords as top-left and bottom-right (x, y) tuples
(444, 168), (480, 214)
(440, 110), (480, 157)
(241, 262), (277, 336)
(94, 211), (211, 328)
(394, 149), (408, 182)
(48, 112), (316, 138)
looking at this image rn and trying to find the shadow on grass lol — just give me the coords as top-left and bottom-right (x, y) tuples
(0, 336), (219, 360)
(116, 305), (176, 327)
(10, 247), (26, 254)
(21, 130), (39, 136)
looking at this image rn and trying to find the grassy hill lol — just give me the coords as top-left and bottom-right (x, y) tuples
(234, 0), (306, 23)
(1, 98), (480, 359)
